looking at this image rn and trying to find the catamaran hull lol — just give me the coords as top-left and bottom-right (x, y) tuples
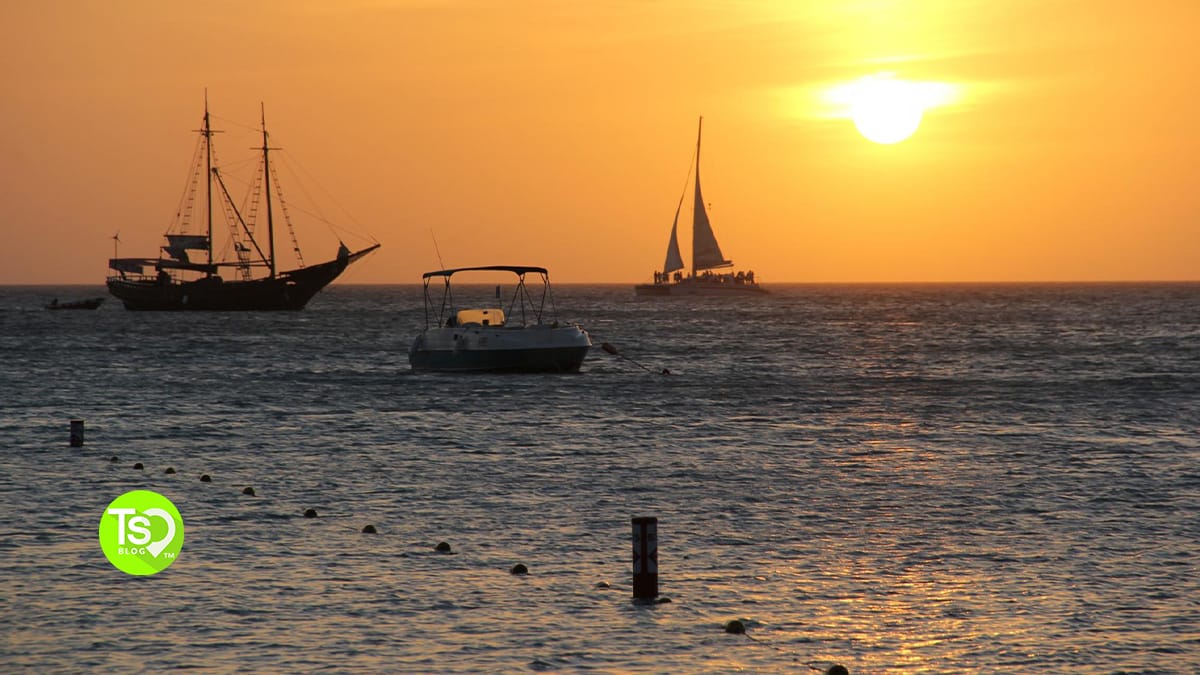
(634, 280), (768, 296)
(409, 326), (592, 373)
(107, 245), (378, 311)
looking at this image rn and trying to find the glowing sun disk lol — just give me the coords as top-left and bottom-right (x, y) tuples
(827, 74), (958, 145)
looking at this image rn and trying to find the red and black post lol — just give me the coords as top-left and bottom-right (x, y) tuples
(632, 516), (658, 600)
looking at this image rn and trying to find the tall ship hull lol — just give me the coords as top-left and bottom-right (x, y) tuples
(106, 96), (379, 311)
(637, 117), (767, 297)
(107, 246), (378, 311)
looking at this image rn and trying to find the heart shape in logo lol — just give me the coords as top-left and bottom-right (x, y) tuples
(142, 507), (177, 557)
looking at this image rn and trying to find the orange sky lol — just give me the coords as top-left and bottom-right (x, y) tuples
(2, 1), (1197, 284)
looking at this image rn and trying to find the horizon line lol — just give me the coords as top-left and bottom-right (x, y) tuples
(6, 279), (1199, 287)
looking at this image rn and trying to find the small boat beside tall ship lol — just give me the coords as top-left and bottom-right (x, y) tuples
(635, 117), (766, 296)
(106, 97), (379, 310)
(409, 266), (592, 373)
(46, 297), (104, 310)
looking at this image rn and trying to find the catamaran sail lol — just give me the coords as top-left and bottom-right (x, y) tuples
(662, 193), (685, 276)
(690, 118), (733, 275)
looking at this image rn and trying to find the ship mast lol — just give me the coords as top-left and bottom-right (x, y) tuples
(692, 116), (702, 279)
(260, 104), (277, 278)
(203, 93), (214, 270)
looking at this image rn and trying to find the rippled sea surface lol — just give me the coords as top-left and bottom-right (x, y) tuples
(2, 283), (1198, 673)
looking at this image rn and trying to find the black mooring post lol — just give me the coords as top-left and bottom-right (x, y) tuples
(632, 516), (659, 600)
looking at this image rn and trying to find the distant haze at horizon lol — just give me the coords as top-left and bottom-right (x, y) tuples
(2, 1), (1197, 285)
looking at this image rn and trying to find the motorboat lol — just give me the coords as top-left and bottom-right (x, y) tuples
(409, 266), (591, 373)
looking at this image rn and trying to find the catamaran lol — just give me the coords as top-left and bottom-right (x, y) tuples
(106, 97), (379, 310)
(635, 117), (766, 296)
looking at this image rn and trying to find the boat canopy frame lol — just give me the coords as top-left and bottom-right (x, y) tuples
(420, 266), (559, 329)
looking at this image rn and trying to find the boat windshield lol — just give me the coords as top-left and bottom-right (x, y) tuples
(421, 267), (557, 329)
(455, 308), (505, 326)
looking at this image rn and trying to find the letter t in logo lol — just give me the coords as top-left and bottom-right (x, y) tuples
(106, 508), (136, 545)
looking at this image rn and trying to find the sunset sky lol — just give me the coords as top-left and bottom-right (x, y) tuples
(2, 0), (1197, 284)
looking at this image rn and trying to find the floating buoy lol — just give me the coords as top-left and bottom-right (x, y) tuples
(826, 666), (849, 675)
(304, 508), (318, 518)
(164, 467), (176, 474)
(724, 619), (745, 634)
(435, 541), (452, 553)
(595, 581), (611, 589)
(200, 474), (212, 482)
(242, 487), (256, 496)
(361, 524), (377, 534)
(109, 456), (119, 463)
(132, 462), (144, 471)
(510, 563), (528, 575)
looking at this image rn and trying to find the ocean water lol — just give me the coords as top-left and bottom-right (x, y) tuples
(1, 282), (1198, 673)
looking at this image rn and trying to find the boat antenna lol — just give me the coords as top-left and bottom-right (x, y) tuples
(430, 228), (447, 270)
(112, 231), (120, 258)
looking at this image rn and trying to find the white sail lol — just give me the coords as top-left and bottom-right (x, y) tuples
(662, 208), (685, 275)
(162, 234), (210, 262)
(690, 118), (733, 272)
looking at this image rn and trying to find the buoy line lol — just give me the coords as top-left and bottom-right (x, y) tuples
(731, 625), (849, 674)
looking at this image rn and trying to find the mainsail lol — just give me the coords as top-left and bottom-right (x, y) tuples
(690, 118), (733, 273)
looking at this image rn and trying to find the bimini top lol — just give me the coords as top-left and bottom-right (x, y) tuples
(421, 265), (549, 280)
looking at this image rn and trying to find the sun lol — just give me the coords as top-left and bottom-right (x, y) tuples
(850, 78), (924, 144)
(825, 73), (957, 145)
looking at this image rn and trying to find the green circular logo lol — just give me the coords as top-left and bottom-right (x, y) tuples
(98, 490), (185, 575)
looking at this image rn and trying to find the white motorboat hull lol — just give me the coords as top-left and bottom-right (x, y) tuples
(409, 324), (592, 373)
